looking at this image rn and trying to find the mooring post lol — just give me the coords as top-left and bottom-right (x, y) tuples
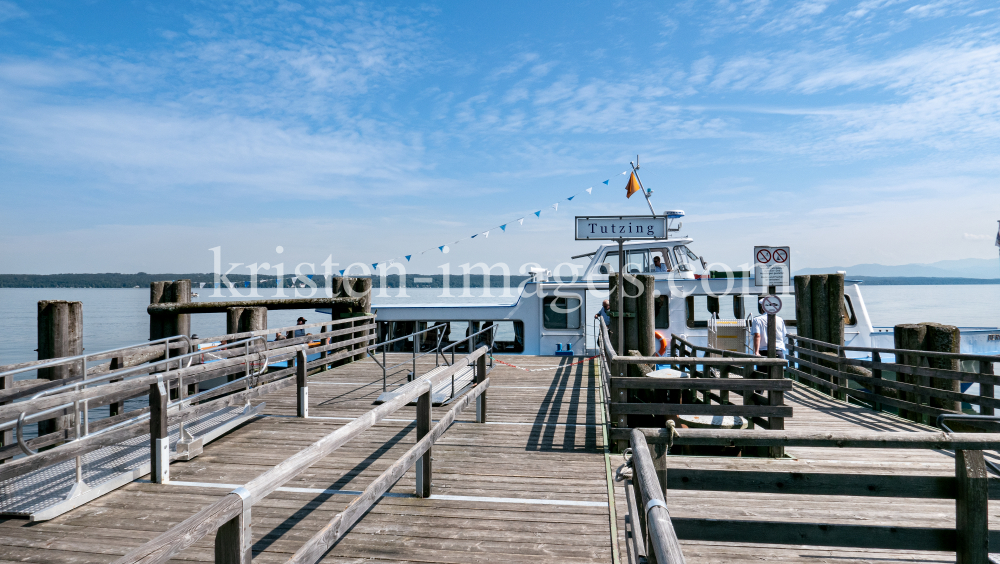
(150, 376), (169, 484)
(476, 353), (488, 423)
(955, 449), (988, 563)
(296, 349), (308, 418)
(216, 488), (252, 564)
(319, 324), (329, 372)
(37, 300), (83, 437)
(416, 384), (432, 498)
(149, 280), (191, 341)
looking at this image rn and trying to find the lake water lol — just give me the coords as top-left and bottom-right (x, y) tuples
(2, 284), (999, 368)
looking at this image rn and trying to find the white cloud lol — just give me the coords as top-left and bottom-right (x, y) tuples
(0, 1), (27, 23)
(965, 233), (987, 240)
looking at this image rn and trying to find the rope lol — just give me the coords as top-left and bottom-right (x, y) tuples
(494, 356), (597, 372)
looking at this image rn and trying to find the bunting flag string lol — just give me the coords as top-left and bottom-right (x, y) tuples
(357, 168), (635, 273)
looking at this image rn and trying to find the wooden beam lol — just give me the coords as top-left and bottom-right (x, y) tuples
(610, 403), (792, 417)
(666, 468), (967, 498)
(956, 449), (989, 563)
(610, 377), (791, 390)
(620, 427), (1000, 450)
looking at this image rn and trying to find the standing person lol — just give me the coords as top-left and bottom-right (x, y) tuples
(594, 299), (611, 326)
(751, 299), (787, 358)
(294, 317), (307, 338)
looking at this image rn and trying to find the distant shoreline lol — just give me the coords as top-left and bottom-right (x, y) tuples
(1, 273), (999, 288)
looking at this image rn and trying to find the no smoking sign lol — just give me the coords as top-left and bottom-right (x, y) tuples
(753, 246), (791, 287)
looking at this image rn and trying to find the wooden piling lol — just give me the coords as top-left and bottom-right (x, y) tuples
(37, 300), (83, 437)
(810, 275), (830, 346)
(827, 273), (845, 348)
(351, 277), (372, 362)
(475, 354), (487, 423)
(149, 280), (191, 340)
(894, 323), (928, 423)
(924, 323), (961, 412)
(226, 307), (268, 336)
(635, 274), (656, 358)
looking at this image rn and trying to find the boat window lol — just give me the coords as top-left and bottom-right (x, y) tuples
(843, 295), (857, 326)
(543, 296), (582, 329)
(672, 247), (691, 272)
(655, 296), (669, 329)
(678, 245), (699, 261)
(686, 295), (740, 328)
(480, 321), (525, 353)
(599, 252), (618, 274)
(625, 250), (648, 274)
(650, 249), (672, 272)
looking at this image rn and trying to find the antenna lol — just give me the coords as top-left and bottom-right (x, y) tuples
(629, 157), (657, 218)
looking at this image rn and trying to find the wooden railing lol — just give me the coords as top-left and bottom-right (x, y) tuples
(629, 427), (1000, 562)
(0, 316), (376, 477)
(596, 320), (789, 455)
(787, 334), (1000, 424)
(112, 346), (491, 564)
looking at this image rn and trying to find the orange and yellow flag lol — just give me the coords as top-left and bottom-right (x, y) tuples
(625, 171), (641, 199)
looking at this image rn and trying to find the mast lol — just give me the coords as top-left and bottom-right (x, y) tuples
(629, 156), (657, 217)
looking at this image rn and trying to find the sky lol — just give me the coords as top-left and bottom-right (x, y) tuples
(1, 0), (1000, 277)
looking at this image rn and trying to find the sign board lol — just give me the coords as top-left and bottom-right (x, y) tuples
(753, 245), (790, 287)
(760, 295), (782, 315)
(575, 216), (669, 240)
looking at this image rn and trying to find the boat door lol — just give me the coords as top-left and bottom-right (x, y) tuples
(538, 287), (587, 356)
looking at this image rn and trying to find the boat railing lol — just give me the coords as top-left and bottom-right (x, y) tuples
(787, 333), (1000, 426)
(627, 425), (1000, 563)
(111, 346), (492, 564)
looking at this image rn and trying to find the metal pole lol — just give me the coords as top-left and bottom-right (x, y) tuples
(767, 285), (777, 359)
(630, 159), (657, 217)
(617, 238), (625, 366)
(382, 344), (387, 392)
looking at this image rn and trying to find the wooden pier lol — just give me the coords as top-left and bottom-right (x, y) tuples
(3, 348), (999, 563)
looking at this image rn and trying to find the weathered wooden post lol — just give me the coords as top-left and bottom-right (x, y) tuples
(925, 323), (961, 412)
(150, 376), (169, 484)
(37, 300), (83, 436)
(635, 274), (656, 357)
(226, 307), (267, 337)
(296, 349), (308, 418)
(608, 273), (621, 357)
(827, 273), (846, 400)
(793, 275), (812, 385)
(476, 353), (487, 423)
(895, 323), (928, 423)
(416, 384), (432, 498)
(215, 488), (252, 564)
(149, 280), (191, 340)
(623, 274), (640, 376)
(351, 277), (372, 362)
(955, 449), (988, 563)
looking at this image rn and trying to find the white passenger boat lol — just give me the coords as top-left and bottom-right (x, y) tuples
(320, 218), (1000, 359)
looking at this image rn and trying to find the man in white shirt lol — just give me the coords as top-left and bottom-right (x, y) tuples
(650, 255), (668, 273)
(751, 300), (787, 358)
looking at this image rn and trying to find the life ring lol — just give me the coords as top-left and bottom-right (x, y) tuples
(654, 331), (668, 357)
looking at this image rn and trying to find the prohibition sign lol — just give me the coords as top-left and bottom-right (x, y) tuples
(755, 249), (772, 264)
(773, 249), (788, 263)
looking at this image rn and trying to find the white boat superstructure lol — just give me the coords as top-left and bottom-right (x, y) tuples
(321, 233), (999, 358)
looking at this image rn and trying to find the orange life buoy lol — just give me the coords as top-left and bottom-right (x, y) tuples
(654, 331), (668, 356)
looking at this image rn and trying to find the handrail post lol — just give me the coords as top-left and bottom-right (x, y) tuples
(150, 376), (169, 484)
(416, 384), (432, 498)
(476, 353), (488, 423)
(980, 360), (995, 417)
(955, 449), (988, 563)
(215, 489), (252, 564)
(768, 361), (785, 458)
(382, 343), (387, 392)
(296, 349), (308, 418)
(872, 350), (883, 412)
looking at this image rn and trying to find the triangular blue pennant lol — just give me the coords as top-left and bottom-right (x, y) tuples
(338, 270), (345, 276)
(471, 234), (477, 239)
(603, 179), (609, 185)
(568, 196), (574, 201)
(405, 255), (411, 261)
(534, 210), (541, 217)
(439, 245), (446, 252)
(500, 224), (506, 231)
(372, 263), (378, 271)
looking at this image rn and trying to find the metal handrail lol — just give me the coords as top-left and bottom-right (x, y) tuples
(788, 333), (1000, 362)
(0, 334), (192, 381)
(438, 323), (499, 368)
(367, 323), (448, 392)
